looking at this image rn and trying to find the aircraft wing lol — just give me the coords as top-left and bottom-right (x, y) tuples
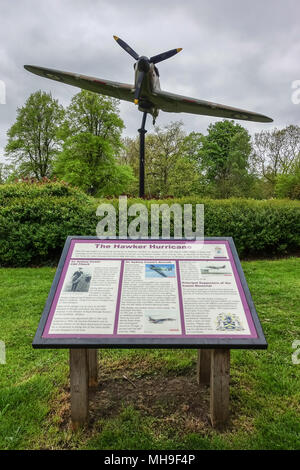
(151, 89), (273, 123)
(24, 65), (134, 103)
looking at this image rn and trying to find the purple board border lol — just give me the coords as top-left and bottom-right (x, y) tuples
(42, 239), (257, 339)
(32, 237), (268, 350)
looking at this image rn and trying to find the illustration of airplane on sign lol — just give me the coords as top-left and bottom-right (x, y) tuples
(24, 36), (273, 125)
(149, 265), (174, 277)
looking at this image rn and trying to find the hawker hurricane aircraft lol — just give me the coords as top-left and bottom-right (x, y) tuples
(24, 35), (273, 125)
(149, 265), (174, 277)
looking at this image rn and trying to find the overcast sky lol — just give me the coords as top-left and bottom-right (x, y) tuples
(1, 0), (299, 163)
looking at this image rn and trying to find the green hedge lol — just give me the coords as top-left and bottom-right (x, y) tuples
(107, 197), (300, 257)
(0, 183), (300, 266)
(0, 183), (98, 266)
(0, 180), (91, 205)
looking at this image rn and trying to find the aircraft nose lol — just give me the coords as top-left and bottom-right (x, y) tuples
(137, 56), (150, 73)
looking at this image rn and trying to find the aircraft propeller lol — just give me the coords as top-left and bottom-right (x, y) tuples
(113, 35), (182, 104)
(113, 36), (139, 60)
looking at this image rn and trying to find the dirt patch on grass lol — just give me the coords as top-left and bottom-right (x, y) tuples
(53, 359), (243, 440)
(88, 371), (211, 433)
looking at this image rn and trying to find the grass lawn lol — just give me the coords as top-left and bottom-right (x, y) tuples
(0, 259), (299, 450)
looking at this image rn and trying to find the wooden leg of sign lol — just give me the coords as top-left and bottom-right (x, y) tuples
(69, 349), (89, 430)
(197, 349), (212, 385)
(210, 349), (230, 428)
(88, 349), (98, 388)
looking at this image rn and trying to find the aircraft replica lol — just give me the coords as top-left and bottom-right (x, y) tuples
(24, 36), (273, 197)
(24, 35), (273, 126)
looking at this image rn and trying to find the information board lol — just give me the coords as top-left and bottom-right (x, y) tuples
(33, 237), (267, 349)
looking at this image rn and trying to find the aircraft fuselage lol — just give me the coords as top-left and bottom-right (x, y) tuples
(134, 62), (160, 122)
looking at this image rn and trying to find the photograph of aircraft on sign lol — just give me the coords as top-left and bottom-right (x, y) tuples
(207, 265), (226, 270)
(143, 310), (180, 335)
(200, 264), (231, 275)
(24, 35), (273, 126)
(148, 316), (176, 324)
(145, 264), (176, 278)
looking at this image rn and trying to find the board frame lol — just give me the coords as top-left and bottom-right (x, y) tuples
(32, 237), (268, 350)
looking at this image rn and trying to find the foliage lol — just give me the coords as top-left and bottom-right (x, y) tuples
(181, 131), (204, 164)
(1, 184), (299, 266)
(121, 122), (300, 200)
(106, 196), (300, 257)
(275, 156), (300, 200)
(249, 178), (276, 200)
(4, 87), (300, 204)
(55, 132), (135, 197)
(196, 120), (254, 198)
(3, 85), (300, 204)
(120, 122), (201, 197)
(0, 178), (90, 205)
(0, 182), (98, 266)
(0, 162), (15, 184)
(252, 125), (300, 191)
(167, 157), (203, 197)
(5, 91), (65, 179)
(54, 91), (135, 196)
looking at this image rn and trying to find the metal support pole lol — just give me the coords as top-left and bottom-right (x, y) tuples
(138, 112), (147, 198)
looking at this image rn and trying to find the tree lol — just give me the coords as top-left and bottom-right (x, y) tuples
(146, 122), (186, 196)
(0, 162), (20, 183)
(119, 136), (140, 195)
(252, 125), (300, 190)
(120, 122), (201, 197)
(275, 155), (300, 199)
(197, 120), (253, 198)
(0, 162), (8, 184)
(181, 131), (204, 165)
(5, 91), (64, 179)
(54, 91), (135, 196)
(167, 156), (203, 197)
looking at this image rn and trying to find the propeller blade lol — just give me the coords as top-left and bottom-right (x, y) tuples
(113, 35), (139, 61)
(134, 71), (144, 105)
(150, 48), (182, 64)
